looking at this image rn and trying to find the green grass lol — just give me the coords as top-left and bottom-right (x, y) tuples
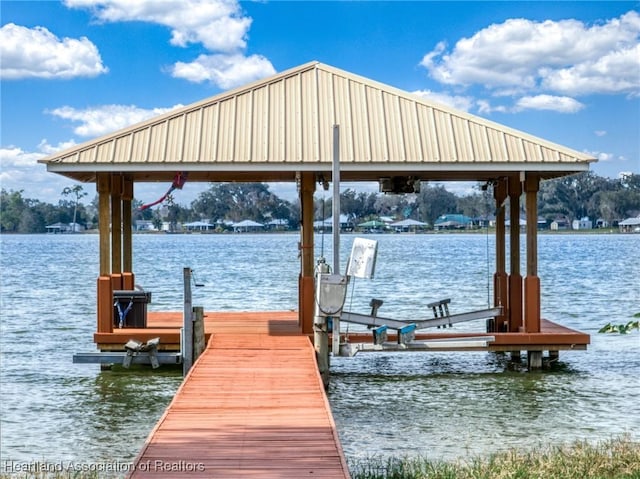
(349, 436), (640, 479)
(2, 437), (638, 479)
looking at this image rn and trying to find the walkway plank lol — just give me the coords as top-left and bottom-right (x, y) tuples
(128, 319), (350, 479)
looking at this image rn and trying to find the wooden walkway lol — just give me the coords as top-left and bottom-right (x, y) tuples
(128, 315), (350, 478)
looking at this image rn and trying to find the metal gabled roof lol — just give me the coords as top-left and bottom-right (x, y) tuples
(40, 61), (596, 183)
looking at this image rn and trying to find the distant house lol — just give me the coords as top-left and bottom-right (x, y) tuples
(184, 220), (215, 232)
(135, 220), (156, 231)
(550, 217), (570, 231)
(314, 214), (353, 232)
(572, 217), (593, 230)
(266, 219), (289, 231)
(619, 215), (640, 233)
(595, 218), (609, 229)
(232, 219), (264, 232)
(45, 222), (84, 233)
(473, 215), (495, 228)
(46, 222), (69, 234)
(434, 214), (472, 230)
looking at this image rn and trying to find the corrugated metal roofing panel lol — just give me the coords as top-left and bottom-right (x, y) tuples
(399, 98), (422, 162)
(284, 73), (302, 163)
(200, 104), (217, 163)
(350, 81), (371, 163)
(182, 108), (201, 162)
(235, 90), (253, 163)
(366, 85), (388, 162)
(332, 72), (354, 162)
(451, 116), (473, 162)
(469, 121), (491, 162)
(301, 67), (319, 162)
(96, 142), (113, 163)
(166, 116), (184, 162)
(131, 129), (148, 163)
(252, 84), (269, 163)
(217, 96), (236, 162)
(39, 61), (596, 181)
(384, 92), (406, 162)
(267, 80), (284, 163)
(113, 136), (131, 164)
(147, 122), (166, 162)
(316, 69), (334, 162)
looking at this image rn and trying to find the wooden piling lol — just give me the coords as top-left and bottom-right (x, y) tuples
(193, 306), (206, 361)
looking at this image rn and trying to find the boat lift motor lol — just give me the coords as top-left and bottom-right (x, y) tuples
(314, 259), (348, 379)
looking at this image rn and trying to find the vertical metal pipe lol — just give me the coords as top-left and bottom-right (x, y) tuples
(332, 125), (340, 274)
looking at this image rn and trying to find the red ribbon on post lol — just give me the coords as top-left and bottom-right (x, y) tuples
(138, 172), (188, 211)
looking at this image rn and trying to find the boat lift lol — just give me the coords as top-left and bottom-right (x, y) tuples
(317, 237), (500, 357)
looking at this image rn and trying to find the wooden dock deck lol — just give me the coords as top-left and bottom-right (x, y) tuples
(97, 311), (589, 353)
(128, 314), (351, 478)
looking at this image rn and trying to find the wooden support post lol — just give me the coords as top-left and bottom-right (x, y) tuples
(508, 175), (523, 334)
(111, 174), (122, 274)
(122, 272), (135, 290)
(183, 267), (193, 376)
(96, 175), (113, 336)
(122, 177), (133, 275)
(97, 174), (111, 277)
(493, 178), (508, 332)
(110, 273), (123, 291)
(193, 306), (206, 362)
(97, 276), (113, 334)
(524, 174), (541, 333)
(299, 172), (316, 335)
(549, 350), (560, 362)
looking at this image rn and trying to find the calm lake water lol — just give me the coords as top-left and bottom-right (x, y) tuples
(0, 233), (638, 473)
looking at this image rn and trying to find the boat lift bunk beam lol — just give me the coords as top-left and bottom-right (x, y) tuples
(340, 306), (503, 331)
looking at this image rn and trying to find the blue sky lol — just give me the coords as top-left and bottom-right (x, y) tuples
(1, 1), (639, 206)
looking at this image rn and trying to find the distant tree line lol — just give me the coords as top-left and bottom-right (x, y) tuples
(1, 172), (638, 234)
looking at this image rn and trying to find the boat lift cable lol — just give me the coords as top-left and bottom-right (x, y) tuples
(320, 194), (326, 260)
(485, 181), (495, 309)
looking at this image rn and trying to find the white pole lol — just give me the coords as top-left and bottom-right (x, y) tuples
(332, 125), (340, 274)
(331, 124), (341, 361)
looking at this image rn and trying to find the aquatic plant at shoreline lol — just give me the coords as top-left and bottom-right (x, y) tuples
(599, 320), (640, 334)
(349, 436), (640, 479)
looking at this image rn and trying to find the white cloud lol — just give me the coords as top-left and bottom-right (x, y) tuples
(47, 104), (184, 137)
(585, 150), (624, 163)
(515, 95), (585, 113)
(65, 0), (251, 52)
(476, 100), (508, 114)
(541, 44), (640, 97)
(0, 23), (107, 80)
(172, 53), (275, 89)
(421, 11), (640, 97)
(0, 142), (80, 201)
(65, 0), (275, 89)
(594, 130), (607, 137)
(412, 89), (474, 112)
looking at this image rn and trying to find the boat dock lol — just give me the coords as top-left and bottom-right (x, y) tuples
(94, 311), (589, 355)
(128, 313), (350, 478)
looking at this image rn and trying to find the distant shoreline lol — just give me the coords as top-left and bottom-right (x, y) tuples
(1, 228), (636, 236)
